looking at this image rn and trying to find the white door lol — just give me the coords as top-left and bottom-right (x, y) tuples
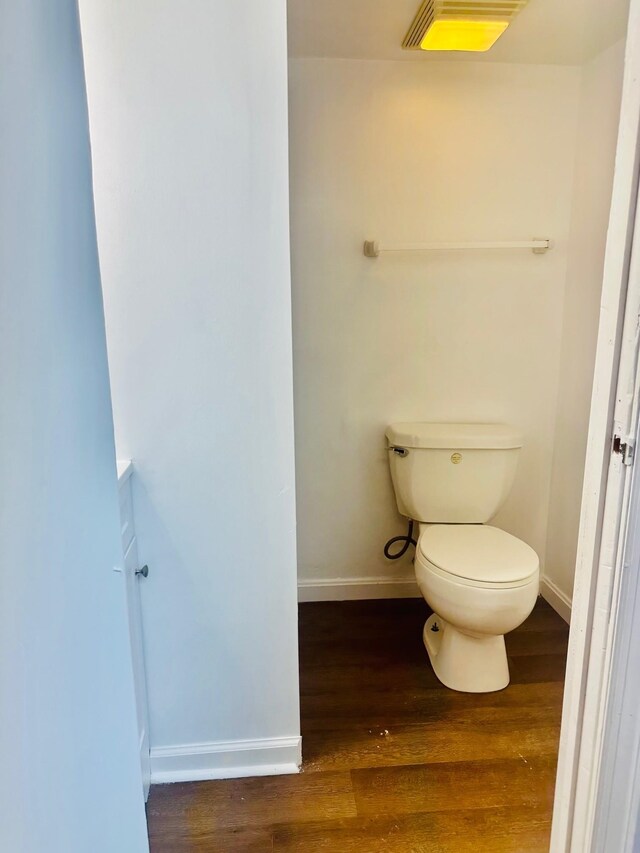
(1, 4), (149, 849)
(592, 416), (640, 850)
(119, 467), (151, 799)
(124, 541), (151, 798)
(566, 189), (640, 853)
(551, 2), (640, 847)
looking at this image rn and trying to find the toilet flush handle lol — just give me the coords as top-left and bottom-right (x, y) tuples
(391, 446), (409, 458)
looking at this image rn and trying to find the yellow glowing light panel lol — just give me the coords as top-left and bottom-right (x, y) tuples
(420, 19), (509, 52)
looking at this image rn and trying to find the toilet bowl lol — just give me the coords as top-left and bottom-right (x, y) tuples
(416, 523), (539, 692)
(385, 422), (541, 693)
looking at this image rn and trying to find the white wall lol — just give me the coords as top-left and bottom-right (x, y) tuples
(545, 41), (626, 605)
(0, 3), (148, 850)
(289, 58), (582, 591)
(79, 0), (300, 773)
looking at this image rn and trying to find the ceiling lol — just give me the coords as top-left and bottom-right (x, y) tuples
(287, 0), (629, 66)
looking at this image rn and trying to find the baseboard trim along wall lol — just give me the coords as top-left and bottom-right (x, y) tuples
(149, 735), (302, 784)
(300, 575), (572, 623)
(540, 576), (572, 624)
(298, 576), (421, 602)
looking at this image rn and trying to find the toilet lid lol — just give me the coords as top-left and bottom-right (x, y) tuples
(419, 525), (539, 585)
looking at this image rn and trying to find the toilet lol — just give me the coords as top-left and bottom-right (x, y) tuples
(386, 422), (539, 693)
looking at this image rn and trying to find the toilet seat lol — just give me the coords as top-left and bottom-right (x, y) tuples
(418, 524), (539, 590)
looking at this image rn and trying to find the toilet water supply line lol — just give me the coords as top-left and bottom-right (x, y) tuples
(383, 519), (417, 560)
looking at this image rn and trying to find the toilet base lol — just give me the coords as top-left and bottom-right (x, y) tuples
(423, 613), (510, 693)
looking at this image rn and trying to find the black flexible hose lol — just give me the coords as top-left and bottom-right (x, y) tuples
(383, 519), (417, 560)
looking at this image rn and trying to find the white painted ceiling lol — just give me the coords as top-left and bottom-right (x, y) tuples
(288, 0), (629, 65)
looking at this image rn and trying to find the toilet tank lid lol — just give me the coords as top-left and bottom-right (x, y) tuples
(386, 422), (523, 450)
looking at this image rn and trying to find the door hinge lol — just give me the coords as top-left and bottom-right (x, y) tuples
(613, 435), (635, 466)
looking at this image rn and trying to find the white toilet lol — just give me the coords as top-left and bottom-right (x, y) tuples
(386, 422), (540, 693)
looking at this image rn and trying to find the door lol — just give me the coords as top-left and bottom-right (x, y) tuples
(124, 540), (151, 798)
(551, 2), (640, 847)
(119, 466), (151, 799)
(0, 3), (149, 849)
(566, 177), (640, 852)
(592, 412), (640, 850)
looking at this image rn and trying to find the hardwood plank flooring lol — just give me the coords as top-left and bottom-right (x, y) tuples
(350, 756), (557, 817)
(271, 806), (553, 853)
(147, 598), (568, 852)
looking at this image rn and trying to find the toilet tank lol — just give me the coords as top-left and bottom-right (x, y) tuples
(386, 423), (523, 523)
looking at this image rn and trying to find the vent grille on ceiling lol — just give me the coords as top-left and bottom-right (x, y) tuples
(403, 0), (529, 49)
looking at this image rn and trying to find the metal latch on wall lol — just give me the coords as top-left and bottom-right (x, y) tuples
(613, 435), (635, 467)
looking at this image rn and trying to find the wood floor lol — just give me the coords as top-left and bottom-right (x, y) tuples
(147, 597), (568, 852)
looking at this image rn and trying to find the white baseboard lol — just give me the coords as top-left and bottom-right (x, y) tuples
(299, 575), (572, 624)
(540, 576), (572, 624)
(298, 576), (421, 602)
(150, 735), (302, 785)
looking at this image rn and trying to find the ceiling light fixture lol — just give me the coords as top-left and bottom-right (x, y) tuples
(403, 1), (530, 53)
